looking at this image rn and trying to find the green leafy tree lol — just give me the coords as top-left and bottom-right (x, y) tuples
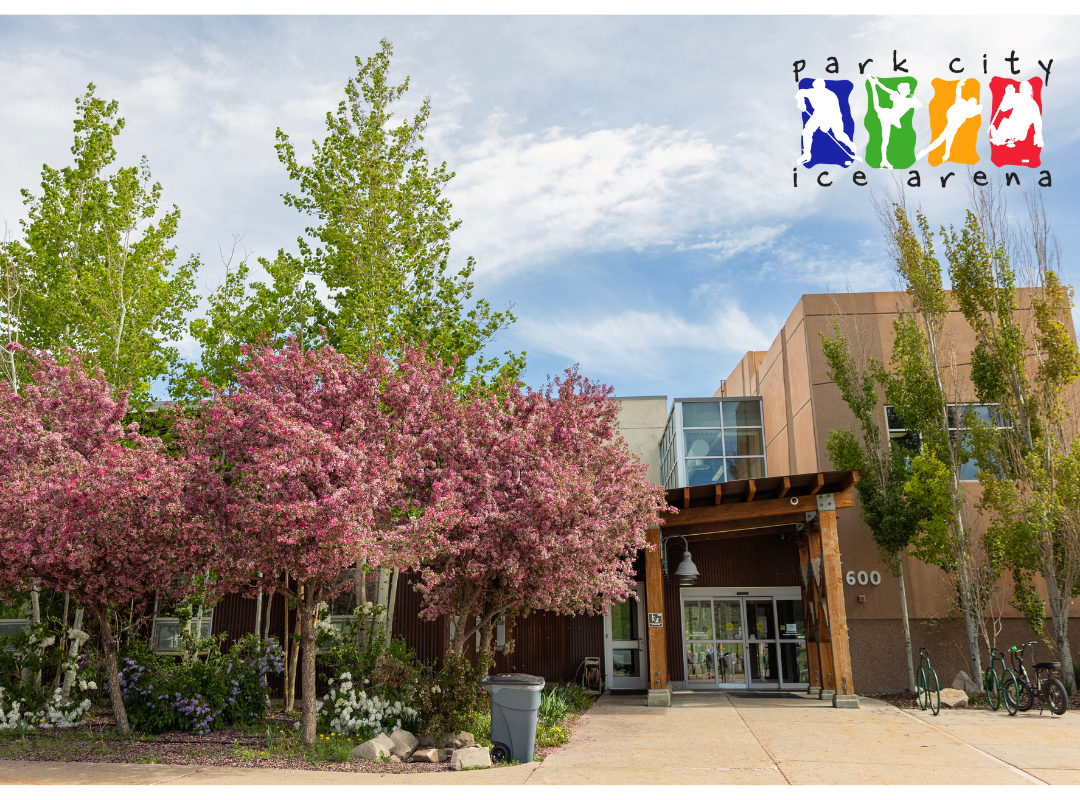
(821, 318), (923, 692)
(273, 39), (522, 385)
(949, 188), (1080, 691)
(12, 84), (199, 408)
(170, 245), (332, 399)
(875, 201), (994, 687)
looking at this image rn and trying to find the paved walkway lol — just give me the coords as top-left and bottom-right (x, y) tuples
(3, 691), (1079, 785)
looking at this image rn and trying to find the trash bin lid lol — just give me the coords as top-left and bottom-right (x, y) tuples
(481, 673), (545, 687)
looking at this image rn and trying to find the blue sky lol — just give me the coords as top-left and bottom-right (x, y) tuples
(2, 15), (1078, 401)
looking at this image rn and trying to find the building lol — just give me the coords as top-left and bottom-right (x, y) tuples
(11, 290), (1074, 699)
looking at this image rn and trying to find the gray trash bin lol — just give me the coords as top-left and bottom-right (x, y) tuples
(481, 673), (546, 764)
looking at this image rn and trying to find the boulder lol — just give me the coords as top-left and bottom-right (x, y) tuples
(450, 745), (492, 771)
(418, 734), (436, 748)
(389, 729), (419, 759)
(439, 748), (454, 763)
(389, 754), (401, 763)
(410, 748), (440, 763)
(439, 731), (475, 749)
(952, 670), (981, 695)
(940, 688), (969, 709)
(351, 736), (392, 761)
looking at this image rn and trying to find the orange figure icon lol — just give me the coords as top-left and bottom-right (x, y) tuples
(918, 78), (981, 166)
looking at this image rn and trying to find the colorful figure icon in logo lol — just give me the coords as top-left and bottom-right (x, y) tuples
(864, 76), (921, 169)
(917, 78), (981, 166)
(989, 77), (1043, 168)
(796, 78), (859, 168)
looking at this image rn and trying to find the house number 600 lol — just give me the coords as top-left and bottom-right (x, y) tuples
(845, 570), (881, 586)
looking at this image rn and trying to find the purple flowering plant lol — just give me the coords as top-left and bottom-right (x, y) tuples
(117, 634), (284, 735)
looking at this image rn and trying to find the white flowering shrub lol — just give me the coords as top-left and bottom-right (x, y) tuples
(316, 671), (418, 739)
(0, 647), (95, 732)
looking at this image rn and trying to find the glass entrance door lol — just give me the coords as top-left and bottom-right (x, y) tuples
(680, 594), (807, 690)
(605, 582), (648, 689)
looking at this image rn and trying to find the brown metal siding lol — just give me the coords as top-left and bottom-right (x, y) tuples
(663, 532), (801, 682)
(392, 575), (444, 664)
(492, 611), (605, 684)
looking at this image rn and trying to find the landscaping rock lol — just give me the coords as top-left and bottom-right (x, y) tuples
(410, 748), (440, 763)
(450, 745), (492, 771)
(439, 748), (454, 762)
(389, 754), (402, 763)
(439, 731), (475, 749)
(940, 688), (969, 709)
(351, 736), (392, 761)
(952, 670), (981, 695)
(389, 729), (419, 759)
(418, 734), (436, 748)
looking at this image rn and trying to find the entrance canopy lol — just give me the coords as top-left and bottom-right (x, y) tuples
(642, 470), (860, 707)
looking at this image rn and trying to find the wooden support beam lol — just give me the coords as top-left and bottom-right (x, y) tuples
(666, 513), (808, 539)
(798, 535), (821, 693)
(806, 524), (834, 693)
(819, 507), (855, 697)
(810, 473), (825, 495)
(644, 528), (668, 692)
(683, 488), (690, 509)
(661, 488), (855, 528)
(714, 484), (722, 505)
(777, 477), (790, 499)
(746, 480), (756, 502)
(839, 471), (860, 492)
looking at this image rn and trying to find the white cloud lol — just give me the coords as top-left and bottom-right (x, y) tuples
(447, 117), (806, 279)
(679, 225), (789, 260)
(516, 300), (773, 381)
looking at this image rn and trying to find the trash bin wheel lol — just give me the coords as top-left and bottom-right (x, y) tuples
(490, 743), (511, 764)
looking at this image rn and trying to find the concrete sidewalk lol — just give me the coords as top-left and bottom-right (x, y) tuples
(3, 691), (1079, 785)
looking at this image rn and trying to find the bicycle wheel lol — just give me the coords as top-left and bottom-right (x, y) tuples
(1047, 678), (1068, 716)
(1002, 670), (1019, 716)
(928, 668), (941, 716)
(986, 669), (1000, 710)
(1017, 679), (1035, 712)
(917, 667), (928, 710)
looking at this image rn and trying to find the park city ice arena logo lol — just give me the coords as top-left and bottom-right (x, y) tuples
(793, 51), (1053, 188)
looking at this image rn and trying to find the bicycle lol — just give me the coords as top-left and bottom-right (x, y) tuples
(1002, 642), (1068, 716)
(983, 647), (1019, 715)
(916, 647), (941, 716)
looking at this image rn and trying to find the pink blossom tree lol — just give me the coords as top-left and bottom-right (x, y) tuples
(0, 349), (211, 735)
(180, 341), (460, 745)
(411, 366), (669, 657)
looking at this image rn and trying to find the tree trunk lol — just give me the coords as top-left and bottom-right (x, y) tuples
(299, 598), (318, 747)
(254, 585), (263, 643)
(957, 569), (985, 691)
(355, 560), (367, 651)
(89, 605), (130, 736)
(61, 607), (85, 702)
(1045, 568), (1076, 693)
(285, 584), (303, 712)
(372, 568), (390, 647)
(383, 568), (399, 650)
(896, 554), (916, 693)
(263, 592), (274, 642)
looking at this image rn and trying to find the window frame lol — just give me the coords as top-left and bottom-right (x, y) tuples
(662, 398), (767, 489)
(884, 402), (1006, 482)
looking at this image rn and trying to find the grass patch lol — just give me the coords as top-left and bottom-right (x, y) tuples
(304, 735), (354, 764)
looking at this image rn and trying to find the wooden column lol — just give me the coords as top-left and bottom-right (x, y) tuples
(818, 507), (855, 696)
(798, 534), (822, 693)
(644, 528), (668, 690)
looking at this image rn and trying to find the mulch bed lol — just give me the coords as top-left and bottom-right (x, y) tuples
(0, 706), (587, 772)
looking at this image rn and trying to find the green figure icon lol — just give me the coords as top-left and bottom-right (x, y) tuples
(864, 76), (922, 169)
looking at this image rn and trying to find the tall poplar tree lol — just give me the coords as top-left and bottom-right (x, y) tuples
(949, 188), (1080, 692)
(13, 84), (199, 408)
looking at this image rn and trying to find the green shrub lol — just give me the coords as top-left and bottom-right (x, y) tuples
(538, 689), (570, 728)
(117, 634), (284, 735)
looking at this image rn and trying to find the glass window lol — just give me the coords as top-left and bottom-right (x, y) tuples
(775, 600), (805, 638)
(717, 643), (745, 684)
(714, 601), (742, 640)
(886, 403), (1008, 482)
(685, 642), (716, 683)
(684, 430), (723, 457)
(686, 459), (725, 486)
(746, 600), (776, 640)
(781, 642), (809, 684)
(613, 648), (641, 678)
(725, 458), (766, 481)
(683, 600), (714, 640)
(723, 429), (764, 457)
(682, 401), (723, 428)
(723, 401), (762, 427)
(611, 595), (638, 641)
